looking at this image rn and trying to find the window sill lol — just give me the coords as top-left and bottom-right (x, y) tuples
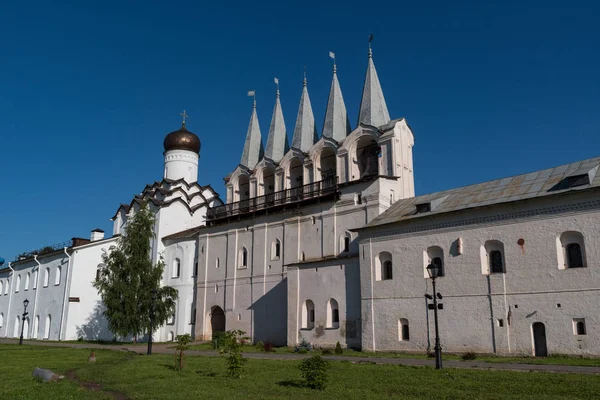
(325, 326), (339, 330)
(238, 266), (248, 270)
(300, 327), (314, 331)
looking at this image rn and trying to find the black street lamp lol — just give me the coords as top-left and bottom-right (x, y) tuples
(147, 289), (158, 355)
(426, 263), (442, 369)
(19, 299), (29, 346)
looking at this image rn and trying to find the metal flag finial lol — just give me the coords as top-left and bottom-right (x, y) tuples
(329, 51), (336, 73)
(180, 110), (188, 124)
(247, 90), (256, 108)
(368, 34), (374, 58)
(274, 77), (280, 97)
(303, 65), (307, 87)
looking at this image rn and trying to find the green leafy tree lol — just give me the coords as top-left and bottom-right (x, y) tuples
(93, 203), (178, 340)
(299, 355), (329, 390)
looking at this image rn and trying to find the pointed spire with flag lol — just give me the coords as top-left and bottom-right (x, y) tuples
(358, 35), (390, 127)
(240, 91), (264, 168)
(322, 51), (350, 142)
(291, 69), (318, 152)
(265, 78), (289, 163)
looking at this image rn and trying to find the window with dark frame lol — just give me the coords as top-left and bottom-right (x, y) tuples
(333, 309), (339, 324)
(490, 250), (504, 273)
(402, 323), (410, 341)
(432, 257), (444, 276)
(576, 321), (586, 335)
(344, 236), (350, 253)
(383, 260), (393, 280)
(566, 243), (584, 268)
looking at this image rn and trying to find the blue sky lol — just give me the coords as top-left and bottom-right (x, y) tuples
(1, 0), (598, 261)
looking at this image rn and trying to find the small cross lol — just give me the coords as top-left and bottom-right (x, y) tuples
(180, 110), (189, 124)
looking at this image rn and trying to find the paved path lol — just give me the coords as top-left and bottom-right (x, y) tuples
(2, 338), (600, 375)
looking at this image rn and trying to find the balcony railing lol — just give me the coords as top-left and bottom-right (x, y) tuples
(207, 176), (338, 221)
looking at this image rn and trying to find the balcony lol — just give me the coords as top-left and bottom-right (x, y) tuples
(207, 176), (339, 222)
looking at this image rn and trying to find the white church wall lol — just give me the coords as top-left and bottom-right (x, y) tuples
(64, 238), (118, 341)
(164, 149), (199, 183)
(360, 189), (600, 356)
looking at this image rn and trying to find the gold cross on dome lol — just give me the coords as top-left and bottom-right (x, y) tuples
(180, 110), (189, 124)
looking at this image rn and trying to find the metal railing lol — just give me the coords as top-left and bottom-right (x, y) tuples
(207, 176), (338, 221)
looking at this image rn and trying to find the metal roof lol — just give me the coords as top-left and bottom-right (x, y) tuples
(364, 156), (600, 229)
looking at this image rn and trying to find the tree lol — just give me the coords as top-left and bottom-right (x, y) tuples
(174, 334), (192, 371)
(93, 203), (178, 340)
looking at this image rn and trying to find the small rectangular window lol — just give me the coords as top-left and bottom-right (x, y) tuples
(573, 318), (586, 335)
(416, 203), (431, 213)
(497, 319), (504, 327)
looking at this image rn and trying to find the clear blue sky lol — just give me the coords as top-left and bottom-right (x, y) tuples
(1, 0), (598, 261)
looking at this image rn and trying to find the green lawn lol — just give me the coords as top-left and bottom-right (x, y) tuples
(1, 344), (599, 400)
(188, 342), (600, 367)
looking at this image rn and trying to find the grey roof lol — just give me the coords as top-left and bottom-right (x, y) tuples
(358, 49), (390, 127)
(291, 78), (318, 152)
(322, 65), (350, 142)
(239, 101), (264, 169)
(264, 89), (289, 163)
(364, 157), (600, 229)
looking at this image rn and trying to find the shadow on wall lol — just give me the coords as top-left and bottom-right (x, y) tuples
(76, 302), (114, 342)
(250, 278), (287, 346)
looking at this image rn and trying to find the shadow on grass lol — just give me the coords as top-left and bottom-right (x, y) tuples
(159, 363), (178, 371)
(196, 370), (218, 377)
(277, 379), (305, 388)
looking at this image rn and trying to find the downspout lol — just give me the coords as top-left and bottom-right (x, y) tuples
(58, 247), (72, 341)
(5, 263), (14, 338)
(32, 256), (42, 338)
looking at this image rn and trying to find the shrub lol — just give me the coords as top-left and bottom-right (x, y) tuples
(174, 334), (192, 371)
(299, 355), (329, 390)
(335, 341), (343, 355)
(264, 342), (275, 352)
(461, 352), (477, 361)
(297, 348), (309, 354)
(294, 338), (312, 353)
(426, 351), (435, 358)
(255, 341), (264, 351)
(218, 330), (249, 378)
(321, 348), (333, 355)
(212, 331), (226, 350)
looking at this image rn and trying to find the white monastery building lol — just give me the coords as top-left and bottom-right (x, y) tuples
(1, 45), (599, 357)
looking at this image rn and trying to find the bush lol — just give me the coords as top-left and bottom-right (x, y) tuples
(297, 348), (309, 354)
(461, 352), (477, 361)
(294, 338), (313, 353)
(212, 331), (226, 350)
(335, 341), (343, 355)
(218, 330), (249, 378)
(426, 351), (435, 358)
(255, 341), (264, 351)
(299, 355), (329, 390)
(174, 334), (192, 371)
(263, 342), (275, 352)
(321, 348), (333, 355)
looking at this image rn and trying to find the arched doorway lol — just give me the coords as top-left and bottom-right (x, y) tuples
(210, 306), (225, 337)
(532, 322), (548, 357)
(23, 318), (29, 340)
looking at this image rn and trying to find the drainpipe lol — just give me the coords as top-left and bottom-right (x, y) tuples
(58, 247), (72, 341)
(5, 263), (14, 338)
(31, 256), (42, 339)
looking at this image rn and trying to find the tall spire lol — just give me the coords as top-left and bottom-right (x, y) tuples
(322, 52), (350, 142)
(291, 69), (318, 152)
(239, 91), (264, 169)
(357, 40), (390, 127)
(264, 78), (289, 163)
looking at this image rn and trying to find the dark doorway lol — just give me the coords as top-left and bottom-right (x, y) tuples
(211, 306), (225, 336)
(533, 322), (548, 357)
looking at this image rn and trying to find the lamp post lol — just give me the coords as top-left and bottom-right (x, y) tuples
(147, 289), (158, 355)
(19, 299), (29, 345)
(426, 263), (442, 369)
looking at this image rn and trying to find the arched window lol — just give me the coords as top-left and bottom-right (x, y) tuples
(356, 136), (380, 179)
(327, 298), (340, 329)
(289, 158), (304, 189)
(172, 258), (181, 278)
(376, 251), (393, 281)
(168, 331), (174, 341)
(15, 274), (21, 293)
(399, 318), (410, 341)
(44, 268), (50, 287)
(319, 147), (337, 185)
(0, 280), (3, 295)
(4, 279), (8, 295)
(216, 257), (220, 268)
(558, 231), (586, 269)
(44, 315), (51, 339)
(25, 272), (30, 290)
(425, 246), (445, 277)
(0, 312), (3, 328)
(577, 321), (586, 335)
(32, 270), (38, 289)
(32, 315), (39, 339)
(239, 247), (248, 268)
(271, 239), (281, 260)
(55, 266), (61, 285)
(302, 300), (315, 329)
(482, 241), (506, 274)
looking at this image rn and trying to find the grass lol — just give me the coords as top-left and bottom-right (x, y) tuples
(188, 342), (600, 367)
(2, 344), (599, 400)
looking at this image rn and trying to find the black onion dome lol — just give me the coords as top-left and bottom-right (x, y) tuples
(163, 123), (201, 153)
